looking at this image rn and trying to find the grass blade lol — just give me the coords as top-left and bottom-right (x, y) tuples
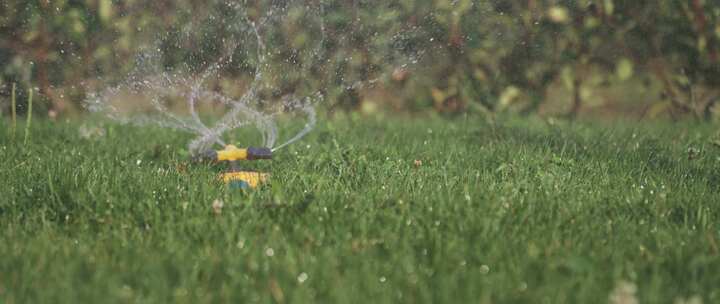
(24, 88), (33, 145)
(11, 83), (16, 139)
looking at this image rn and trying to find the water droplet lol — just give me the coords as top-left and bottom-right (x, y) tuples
(212, 199), (224, 215)
(479, 265), (490, 274)
(297, 272), (308, 283)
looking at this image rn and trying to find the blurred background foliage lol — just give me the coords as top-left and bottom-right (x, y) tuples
(0, 0), (718, 120)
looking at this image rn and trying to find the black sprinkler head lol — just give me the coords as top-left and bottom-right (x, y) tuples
(247, 147), (273, 160)
(192, 149), (219, 162)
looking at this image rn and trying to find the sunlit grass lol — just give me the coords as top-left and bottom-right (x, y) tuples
(1, 115), (719, 303)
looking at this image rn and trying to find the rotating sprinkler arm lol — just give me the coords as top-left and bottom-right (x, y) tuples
(194, 145), (272, 162)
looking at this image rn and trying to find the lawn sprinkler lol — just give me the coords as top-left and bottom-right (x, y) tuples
(194, 145), (272, 189)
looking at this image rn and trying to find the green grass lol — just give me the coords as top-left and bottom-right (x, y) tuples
(23, 88), (33, 146)
(1, 115), (719, 303)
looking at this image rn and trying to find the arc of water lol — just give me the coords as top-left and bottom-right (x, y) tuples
(87, 1), (331, 155)
(199, 12), (270, 149)
(271, 100), (317, 152)
(185, 42), (240, 148)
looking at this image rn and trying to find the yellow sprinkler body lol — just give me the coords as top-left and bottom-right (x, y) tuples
(217, 145), (249, 161)
(221, 171), (269, 188)
(195, 145), (273, 189)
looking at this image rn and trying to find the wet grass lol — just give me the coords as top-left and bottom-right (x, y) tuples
(1, 115), (719, 303)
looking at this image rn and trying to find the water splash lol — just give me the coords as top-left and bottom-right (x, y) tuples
(272, 101), (317, 152)
(84, 1), (429, 154)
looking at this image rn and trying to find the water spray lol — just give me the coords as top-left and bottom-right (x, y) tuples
(84, 1), (428, 190)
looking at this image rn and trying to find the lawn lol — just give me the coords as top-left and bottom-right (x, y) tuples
(1, 115), (719, 303)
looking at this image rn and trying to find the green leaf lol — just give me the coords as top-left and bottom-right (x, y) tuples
(99, 0), (113, 22)
(604, 0), (615, 15)
(547, 6), (569, 24)
(616, 58), (634, 81)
